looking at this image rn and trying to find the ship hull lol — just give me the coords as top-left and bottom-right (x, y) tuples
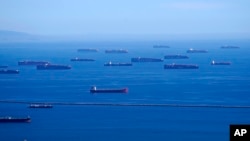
(37, 65), (71, 70)
(164, 64), (199, 69)
(18, 61), (49, 66)
(90, 89), (128, 93)
(104, 63), (132, 66)
(0, 117), (31, 123)
(29, 104), (53, 108)
(71, 59), (95, 61)
(0, 70), (19, 74)
(131, 58), (164, 62)
(164, 55), (189, 59)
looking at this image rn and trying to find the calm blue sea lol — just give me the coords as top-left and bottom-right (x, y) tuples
(0, 40), (250, 141)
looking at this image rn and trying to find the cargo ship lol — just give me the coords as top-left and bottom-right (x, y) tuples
(77, 48), (98, 52)
(0, 69), (19, 74)
(131, 57), (164, 62)
(164, 63), (199, 69)
(105, 49), (128, 53)
(0, 116), (31, 123)
(211, 60), (231, 65)
(186, 48), (208, 53)
(37, 64), (71, 70)
(164, 55), (189, 59)
(104, 61), (132, 66)
(18, 61), (50, 66)
(153, 45), (170, 48)
(29, 104), (53, 108)
(221, 45), (240, 49)
(0, 65), (8, 68)
(70, 58), (95, 61)
(90, 86), (128, 93)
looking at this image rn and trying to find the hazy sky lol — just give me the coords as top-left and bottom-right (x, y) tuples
(0, 0), (249, 37)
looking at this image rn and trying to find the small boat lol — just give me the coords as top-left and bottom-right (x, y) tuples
(90, 86), (128, 93)
(104, 61), (132, 66)
(70, 58), (95, 61)
(0, 69), (19, 74)
(211, 61), (231, 65)
(29, 104), (53, 108)
(0, 116), (31, 123)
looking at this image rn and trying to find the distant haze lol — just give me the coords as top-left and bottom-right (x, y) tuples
(0, 0), (250, 40)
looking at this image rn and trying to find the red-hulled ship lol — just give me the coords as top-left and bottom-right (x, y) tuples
(90, 86), (128, 93)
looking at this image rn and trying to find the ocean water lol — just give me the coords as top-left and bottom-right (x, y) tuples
(0, 40), (250, 141)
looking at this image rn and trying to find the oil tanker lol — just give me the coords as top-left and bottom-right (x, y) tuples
(131, 57), (164, 62)
(29, 104), (53, 108)
(0, 116), (31, 123)
(164, 55), (189, 59)
(90, 86), (128, 93)
(77, 48), (98, 52)
(153, 45), (170, 48)
(37, 64), (71, 70)
(164, 63), (199, 69)
(18, 61), (49, 66)
(211, 61), (231, 65)
(221, 45), (240, 49)
(105, 49), (128, 53)
(187, 48), (208, 53)
(70, 58), (95, 61)
(104, 61), (132, 66)
(0, 69), (19, 74)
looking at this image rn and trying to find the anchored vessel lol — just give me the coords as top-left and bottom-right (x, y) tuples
(0, 65), (8, 68)
(164, 64), (199, 69)
(0, 69), (19, 74)
(18, 61), (49, 66)
(131, 57), (164, 62)
(104, 61), (132, 66)
(77, 48), (98, 52)
(37, 64), (71, 70)
(105, 49), (128, 53)
(164, 55), (189, 59)
(0, 116), (31, 123)
(29, 104), (53, 108)
(187, 48), (208, 53)
(153, 45), (170, 48)
(70, 58), (95, 61)
(90, 86), (128, 93)
(211, 61), (231, 65)
(221, 45), (240, 49)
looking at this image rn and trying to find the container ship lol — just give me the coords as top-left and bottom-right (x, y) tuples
(153, 45), (170, 48)
(90, 86), (128, 93)
(211, 61), (231, 65)
(18, 61), (50, 66)
(37, 64), (71, 70)
(104, 61), (132, 66)
(221, 45), (240, 49)
(29, 104), (53, 108)
(77, 48), (98, 52)
(70, 58), (95, 61)
(105, 49), (128, 53)
(164, 63), (199, 69)
(131, 57), (164, 62)
(164, 55), (189, 59)
(0, 116), (31, 123)
(0, 65), (8, 68)
(0, 69), (19, 74)
(186, 48), (208, 53)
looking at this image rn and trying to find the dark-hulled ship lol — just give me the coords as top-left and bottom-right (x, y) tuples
(0, 116), (31, 123)
(105, 49), (128, 53)
(221, 45), (240, 49)
(153, 45), (170, 48)
(77, 48), (98, 52)
(29, 104), (53, 108)
(70, 58), (95, 61)
(131, 57), (164, 62)
(0, 69), (19, 74)
(104, 61), (132, 66)
(164, 55), (189, 59)
(37, 64), (71, 70)
(186, 48), (208, 53)
(0, 65), (8, 68)
(164, 63), (199, 69)
(211, 60), (231, 65)
(18, 61), (50, 66)
(90, 86), (128, 93)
